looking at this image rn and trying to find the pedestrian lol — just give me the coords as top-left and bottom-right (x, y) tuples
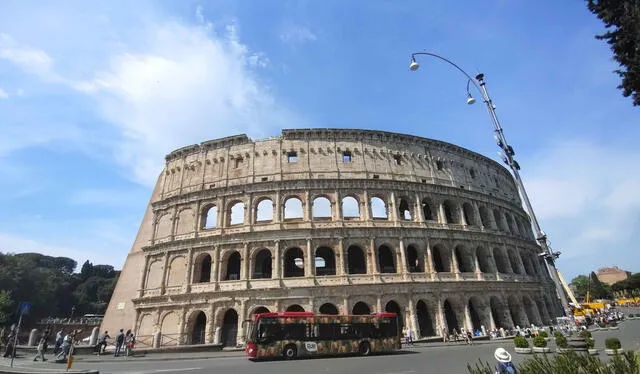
(0, 327), (6, 352)
(125, 330), (135, 357)
(53, 330), (63, 354)
(114, 329), (125, 357)
(97, 331), (110, 355)
(404, 327), (413, 346)
(494, 347), (517, 374)
(441, 327), (449, 343)
(2, 326), (16, 358)
(33, 333), (47, 362)
(466, 329), (473, 345)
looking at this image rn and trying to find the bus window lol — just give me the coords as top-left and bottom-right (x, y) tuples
(283, 323), (307, 340)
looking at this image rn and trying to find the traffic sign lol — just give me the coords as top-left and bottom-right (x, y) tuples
(19, 302), (31, 315)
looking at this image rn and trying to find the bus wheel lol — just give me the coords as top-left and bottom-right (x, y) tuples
(359, 341), (371, 356)
(283, 344), (297, 359)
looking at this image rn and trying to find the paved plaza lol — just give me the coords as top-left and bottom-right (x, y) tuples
(3, 319), (639, 374)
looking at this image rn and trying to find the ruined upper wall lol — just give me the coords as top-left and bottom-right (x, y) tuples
(160, 129), (520, 204)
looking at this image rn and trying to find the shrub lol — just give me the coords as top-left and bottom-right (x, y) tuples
(579, 330), (592, 340)
(609, 320), (618, 327)
(605, 338), (621, 350)
(533, 335), (547, 348)
(586, 338), (595, 349)
(538, 330), (548, 338)
(514, 336), (530, 348)
(598, 321), (607, 328)
(628, 313), (634, 318)
(554, 331), (564, 339)
(555, 334), (568, 348)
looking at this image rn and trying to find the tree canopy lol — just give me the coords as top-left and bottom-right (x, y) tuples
(570, 272), (613, 301)
(0, 252), (119, 327)
(587, 0), (640, 105)
(611, 272), (640, 296)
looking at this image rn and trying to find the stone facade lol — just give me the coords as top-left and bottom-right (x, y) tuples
(101, 129), (560, 348)
(596, 267), (631, 286)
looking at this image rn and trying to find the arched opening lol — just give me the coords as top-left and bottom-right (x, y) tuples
(286, 304), (305, 312)
(315, 247), (336, 276)
(342, 196), (360, 218)
(347, 245), (366, 274)
(385, 300), (403, 329)
(515, 219), (525, 237)
(535, 299), (551, 325)
(508, 296), (528, 328)
(398, 198), (412, 221)
(490, 296), (512, 329)
(493, 209), (504, 231)
(476, 247), (494, 273)
(283, 247), (305, 277)
(255, 199), (273, 222)
(253, 249), (272, 279)
(225, 251), (241, 280)
(203, 205), (218, 229)
(507, 249), (522, 275)
(468, 297), (488, 332)
(190, 311), (206, 345)
(312, 197), (332, 219)
(352, 302), (371, 315)
(479, 206), (491, 228)
(521, 254), (534, 276)
(284, 197), (303, 219)
(370, 197), (388, 219)
(319, 303), (339, 315)
(432, 245), (451, 272)
(523, 296), (541, 326)
(406, 245), (422, 272)
(192, 253), (211, 283)
(493, 248), (509, 273)
(443, 200), (458, 224)
(505, 213), (518, 234)
(455, 245), (474, 273)
(416, 300), (435, 337)
(462, 203), (476, 226)
(229, 202), (245, 225)
(252, 306), (270, 315)
(422, 198), (435, 221)
(221, 309), (238, 347)
(444, 299), (459, 333)
(377, 245), (396, 273)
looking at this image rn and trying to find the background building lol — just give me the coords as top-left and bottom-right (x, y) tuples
(596, 267), (631, 286)
(101, 129), (560, 348)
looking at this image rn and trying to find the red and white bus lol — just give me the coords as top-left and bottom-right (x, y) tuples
(245, 312), (401, 360)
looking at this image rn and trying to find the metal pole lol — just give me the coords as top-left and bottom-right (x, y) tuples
(10, 313), (22, 368)
(475, 75), (571, 314)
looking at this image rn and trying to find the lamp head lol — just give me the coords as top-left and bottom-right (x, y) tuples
(409, 57), (420, 71)
(466, 94), (476, 105)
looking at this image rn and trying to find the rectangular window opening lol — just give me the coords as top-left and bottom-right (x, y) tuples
(261, 177), (268, 182)
(287, 151), (298, 163)
(342, 151), (352, 163)
(393, 155), (402, 165)
(436, 160), (444, 171)
(373, 174), (380, 179)
(234, 157), (243, 168)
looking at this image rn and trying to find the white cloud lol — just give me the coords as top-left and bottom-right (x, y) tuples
(280, 22), (317, 45)
(524, 140), (640, 273)
(0, 88), (8, 98)
(0, 33), (56, 79)
(69, 188), (145, 207)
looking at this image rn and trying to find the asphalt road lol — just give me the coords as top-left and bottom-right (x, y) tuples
(5, 319), (639, 374)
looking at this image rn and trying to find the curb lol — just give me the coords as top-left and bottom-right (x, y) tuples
(73, 352), (245, 363)
(0, 369), (98, 374)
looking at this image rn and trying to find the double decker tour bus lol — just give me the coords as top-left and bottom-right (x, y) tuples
(245, 312), (401, 360)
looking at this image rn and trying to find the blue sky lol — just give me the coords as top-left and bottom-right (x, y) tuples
(0, 0), (638, 280)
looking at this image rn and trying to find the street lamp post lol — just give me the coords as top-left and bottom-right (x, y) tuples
(409, 52), (571, 316)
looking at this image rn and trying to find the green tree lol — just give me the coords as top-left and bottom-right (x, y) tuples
(587, 0), (640, 105)
(571, 275), (590, 300)
(588, 272), (613, 300)
(0, 290), (13, 324)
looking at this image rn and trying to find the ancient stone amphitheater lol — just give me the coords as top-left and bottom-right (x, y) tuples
(102, 129), (560, 348)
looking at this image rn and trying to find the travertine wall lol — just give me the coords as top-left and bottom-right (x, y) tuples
(102, 129), (560, 348)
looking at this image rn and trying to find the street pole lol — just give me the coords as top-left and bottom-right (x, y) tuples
(10, 312), (22, 368)
(409, 53), (572, 316)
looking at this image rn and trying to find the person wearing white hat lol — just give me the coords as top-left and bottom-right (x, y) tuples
(494, 347), (517, 374)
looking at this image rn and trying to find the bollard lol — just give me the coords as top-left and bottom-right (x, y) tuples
(89, 327), (99, 346)
(28, 329), (38, 346)
(152, 331), (161, 348)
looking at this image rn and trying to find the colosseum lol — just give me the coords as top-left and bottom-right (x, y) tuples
(101, 128), (561, 348)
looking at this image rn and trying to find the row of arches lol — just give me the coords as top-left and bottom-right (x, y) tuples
(194, 194), (531, 238)
(142, 293), (556, 348)
(151, 242), (542, 288)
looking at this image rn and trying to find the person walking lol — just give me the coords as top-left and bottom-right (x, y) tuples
(2, 326), (16, 358)
(404, 327), (413, 346)
(441, 327), (449, 343)
(114, 329), (125, 357)
(125, 330), (135, 357)
(97, 331), (110, 355)
(53, 330), (63, 355)
(494, 347), (517, 373)
(33, 334), (47, 362)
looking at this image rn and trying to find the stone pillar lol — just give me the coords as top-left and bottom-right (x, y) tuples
(206, 305), (214, 344)
(219, 197), (226, 228)
(89, 327), (99, 346)
(438, 202), (446, 224)
(153, 331), (161, 348)
(437, 296), (446, 334)
(342, 298), (349, 315)
(335, 191), (343, 220)
(425, 239), (435, 276)
(161, 251), (170, 294)
(415, 194), (425, 223)
(243, 199), (250, 226)
(273, 191), (280, 223)
(213, 327), (221, 345)
(139, 255), (150, 297)
(398, 238), (408, 275)
(184, 248), (194, 289)
(464, 304), (473, 332)
(237, 301), (247, 346)
(389, 191), (398, 222)
(273, 240), (281, 278)
(459, 205), (468, 226)
(305, 238), (314, 277)
(370, 238), (379, 274)
(376, 296), (383, 313)
(363, 190), (371, 221)
(451, 248), (460, 277)
(474, 252), (483, 280)
(473, 203), (484, 230)
(212, 245), (220, 285)
(407, 299), (419, 339)
(336, 237), (346, 276)
(304, 191), (311, 221)
(241, 242), (250, 281)
(178, 307), (187, 345)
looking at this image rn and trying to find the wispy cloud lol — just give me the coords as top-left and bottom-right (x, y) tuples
(0, 33), (57, 80)
(0, 88), (8, 99)
(280, 22), (317, 45)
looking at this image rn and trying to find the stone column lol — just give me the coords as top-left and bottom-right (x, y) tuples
(218, 197), (226, 228)
(139, 255), (150, 297)
(437, 296), (446, 334)
(273, 240), (281, 278)
(178, 307), (187, 345)
(459, 205), (468, 226)
(407, 299), (419, 339)
(237, 301), (247, 346)
(474, 252), (483, 280)
(398, 238), (408, 276)
(425, 239), (435, 275)
(305, 238), (314, 277)
(376, 296), (382, 313)
(241, 242), (250, 281)
(488, 306), (497, 330)
(304, 191), (311, 221)
(438, 202), (446, 224)
(161, 252), (170, 294)
(451, 248), (460, 277)
(370, 238), (379, 274)
(205, 305), (214, 343)
(389, 191), (398, 223)
(335, 191), (343, 220)
(473, 202), (484, 230)
(273, 191), (280, 223)
(363, 190), (371, 221)
(336, 237), (346, 276)
(464, 303), (473, 332)
(244, 198), (251, 226)
(212, 245), (220, 285)
(415, 194), (425, 223)
(184, 248), (194, 289)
